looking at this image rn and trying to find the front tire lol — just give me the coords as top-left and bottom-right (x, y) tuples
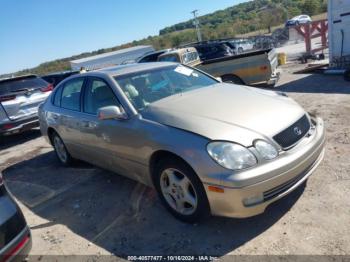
(154, 158), (210, 223)
(52, 132), (73, 166)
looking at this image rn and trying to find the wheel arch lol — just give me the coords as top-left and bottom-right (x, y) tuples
(220, 74), (245, 85)
(47, 127), (58, 145)
(149, 150), (198, 185)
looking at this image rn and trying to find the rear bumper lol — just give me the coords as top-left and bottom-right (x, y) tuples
(253, 71), (280, 87)
(0, 116), (39, 136)
(205, 117), (325, 218)
(266, 71), (280, 86)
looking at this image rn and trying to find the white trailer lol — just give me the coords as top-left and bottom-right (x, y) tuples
(328, 0), (350, 67)
(70, 45), (154, 70)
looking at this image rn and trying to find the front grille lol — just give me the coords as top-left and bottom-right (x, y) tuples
(273, 114), (310, 149)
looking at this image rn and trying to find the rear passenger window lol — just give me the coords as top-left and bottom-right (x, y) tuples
(61, 78), (84, 111)
(53, 86), (62, 106)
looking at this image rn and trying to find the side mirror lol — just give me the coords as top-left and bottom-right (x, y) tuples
(216, 77), (223, 83)
(98, 106), (128, 120)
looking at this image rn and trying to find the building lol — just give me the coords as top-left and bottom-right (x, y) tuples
(70, 45), (155, 70)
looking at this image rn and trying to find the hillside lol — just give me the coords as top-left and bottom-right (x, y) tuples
(159, 0), (327, 35)
(6, 0), (327, 77)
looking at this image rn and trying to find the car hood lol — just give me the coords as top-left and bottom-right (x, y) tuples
(142, 83), (306, 146)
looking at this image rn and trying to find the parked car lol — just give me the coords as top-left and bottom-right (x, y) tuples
(252, 35), (277, 50)
(182, 41), (235, 61)
(0, 172), (32, 260)
(157, 48), (201, 67)
(158, 47), (279, 86)
(42, 70), (79, 87)
(230, 39), (255, 53)
(39, 63), (325, 223)
(0, 75), (53, 136)
(285, 15), (312, 27)
(137, 49), (171, 63)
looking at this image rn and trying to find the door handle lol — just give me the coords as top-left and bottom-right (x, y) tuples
(81, 120), (97, 129)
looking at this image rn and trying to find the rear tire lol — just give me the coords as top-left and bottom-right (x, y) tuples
(154, 158), (210, 223)
(221, 75), (244, 85)
(51, 132), (73, 166)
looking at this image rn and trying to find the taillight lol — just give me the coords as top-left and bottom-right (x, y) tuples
(3, 124), (14, 130)
(41, 84), (53, 92)
(0, 95), (16, 102)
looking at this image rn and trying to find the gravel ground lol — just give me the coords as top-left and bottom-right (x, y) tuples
(0, 64), (349, 260)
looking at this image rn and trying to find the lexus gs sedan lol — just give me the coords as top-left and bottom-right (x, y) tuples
(39, 62), (325, 222)
(0, 173), (32, 261)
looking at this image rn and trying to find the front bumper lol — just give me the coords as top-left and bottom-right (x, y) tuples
(204, 116), (325, 218)
(0, 227), (32, 262)
(0, 182), (32, 261)
(0, 116), (39, 136)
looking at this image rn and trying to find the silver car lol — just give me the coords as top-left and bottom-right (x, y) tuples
(39, 62), (325, 222)
(0, 75), (53, 135)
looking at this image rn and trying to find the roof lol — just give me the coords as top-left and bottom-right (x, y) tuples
(137, 49), (172, 59)
(70, 46), (153, 64)
(96, 62), (177, 76)
(159, 47), (197, 56)
(41, 70), (79, 77)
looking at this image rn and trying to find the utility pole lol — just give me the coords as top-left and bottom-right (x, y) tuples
(191, 10), (202, 42)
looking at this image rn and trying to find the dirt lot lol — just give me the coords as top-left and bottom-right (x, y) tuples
(0, 65), (350, 260)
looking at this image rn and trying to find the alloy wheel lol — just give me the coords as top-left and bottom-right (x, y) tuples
(160, 168), (198, 215)
(53, 135), (68, 163)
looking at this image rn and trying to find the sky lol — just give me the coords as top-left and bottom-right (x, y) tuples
(0, 0), (248, 75)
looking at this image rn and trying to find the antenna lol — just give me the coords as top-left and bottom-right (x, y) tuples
(191, 10), (202, 42)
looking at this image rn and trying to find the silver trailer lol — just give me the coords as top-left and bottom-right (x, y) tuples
(70, 45), (155, 70)
(328, 0), (350, 68)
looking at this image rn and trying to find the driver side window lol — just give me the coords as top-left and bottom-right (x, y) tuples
(83, 78), (120, 115)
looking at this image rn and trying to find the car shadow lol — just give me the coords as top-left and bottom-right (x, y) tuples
(2, 151), (306, 258)
(0, 128), (42, 151)
(274, 74), (350, 94)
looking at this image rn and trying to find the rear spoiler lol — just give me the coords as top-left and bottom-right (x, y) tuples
(0, 75), (38, 84)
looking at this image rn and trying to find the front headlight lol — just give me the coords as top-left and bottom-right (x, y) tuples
(254, 140), (279, 160)
(207, 142), (257, 170)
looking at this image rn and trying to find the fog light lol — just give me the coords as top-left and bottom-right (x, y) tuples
(243, 194), (264, 207)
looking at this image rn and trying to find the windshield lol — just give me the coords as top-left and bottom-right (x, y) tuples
(114, 65), (217, 111)
(158, 55), (179, 62)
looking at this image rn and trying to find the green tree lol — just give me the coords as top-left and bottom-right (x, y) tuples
(171, 35), (181, 47)
(259, 6), (287, 33)
(302, 0), (320, 15)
